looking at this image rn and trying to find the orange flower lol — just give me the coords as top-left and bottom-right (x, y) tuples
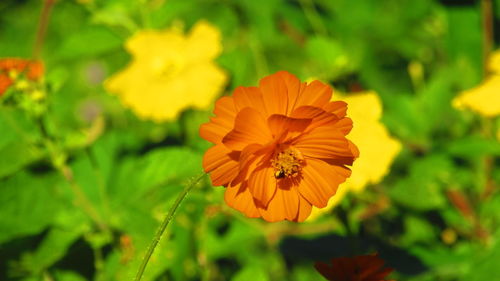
(0, 75), (13, 96)
(315, 253), (394, 281)
(200, 71), (359, 222)
(0, 58), (44, 96)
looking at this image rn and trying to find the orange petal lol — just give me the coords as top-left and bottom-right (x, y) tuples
(348, 140), (360, 158)
(294, 126), (353, 159)
(259, 72), (289, 115)
(231, 144), (266, 186)
(26, 61), (44, 80)
(200, 96), (237, 144)
(291, 106), (339, 130)
(295, 80), (332, 109)
(274, 71), (308, 115)
(257, 186), (300, 222)
(323, 101), (348, 117)
(281, 186), (300, 220)
(200, 121), (229, 144)
(213, 96), (237, 121)
(248, 166), (277, 207)
(0, 58), (27, 72)
(332, 117), (353, 135)
(222, 107), (272, 151)
(225, 182), (260, 218)
(233, 86), (266, 113)
(298, 159), (350, 208)
(0, 74), (13, 96)
(267, 114), (311, 140)
(202, 144), (240, 186)
(295, 193), (313, 222)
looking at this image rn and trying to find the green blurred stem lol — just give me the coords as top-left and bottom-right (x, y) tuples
(481, 0), (494, 75)
(37, 117), (109, 233)
(93, 244), (105, 281)
(85, 147), (112, 220)
(249, 38), (269, 78)
(33, 0), (56, 59)
(139, 0), (152, 29)
(479, 0), (496, 201)
(299, 0), (327, 36)
(134, 173), (206, 281)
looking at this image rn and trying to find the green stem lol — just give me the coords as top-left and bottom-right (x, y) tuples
(134, 173), (206, 281)
(299, 0), (327, 36)
(85, 147), (112, 219)
(37, 116), (109, 233)
(479, 0), (496, 201)
(249, 37), (269, 79)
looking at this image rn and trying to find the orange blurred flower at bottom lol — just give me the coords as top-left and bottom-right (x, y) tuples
(315, 253), (395, 281)
(0, 58), (44, 96)
(200, 71), (359, 222)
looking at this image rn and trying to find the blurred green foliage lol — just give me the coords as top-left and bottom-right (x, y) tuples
(1, 0), (500, 280)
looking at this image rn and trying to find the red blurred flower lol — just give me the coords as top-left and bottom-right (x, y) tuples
(200, 71), (358, 222)
(315, 253), (394, 281)
(0, 58), (44, 96)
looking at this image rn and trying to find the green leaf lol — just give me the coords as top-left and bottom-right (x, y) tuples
(19, 224), (88, 275)
(463, 237), (500, 281)
(202, 218), (263, 261)
(110, 146), (203, 204)
(444, 6), (482, 87)
(389, 154), (452, 210)
(0, 172), (63, 243)
(0, 141), (45, 179)
(231, 264), (269, 281)
(410, 243), (471, 278)
(91, 5), (138, 33)
(383, 94), (429, 145)
(401, 216), (437, 246)
(306, 36), (351, 80)
(291, 265), (322, 281)
(447, 136), (500, 157)
(0, 109), (44, 179)
(52, 270), (87, 281)
(182, 109), (212, 152)
(57, 26), (123, 59)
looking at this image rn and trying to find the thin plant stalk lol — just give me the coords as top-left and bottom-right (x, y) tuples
(134, 173), (206, 281)
(481, 0), (494, 75)
(33, 0), (56, 59)
(479, 0), (496, 202)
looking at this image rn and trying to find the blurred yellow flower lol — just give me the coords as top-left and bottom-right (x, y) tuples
(309, 91), (402, 220)
(105, 20), (227, 122)
(452, 50), (500, 117)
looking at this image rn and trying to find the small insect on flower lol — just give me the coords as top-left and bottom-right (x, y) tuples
(200, 71), (359, 222)
(315, 253), (395, 281)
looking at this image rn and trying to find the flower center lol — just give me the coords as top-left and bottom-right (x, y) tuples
(271, 148), (303, 179)
(151, 57), (184, 79)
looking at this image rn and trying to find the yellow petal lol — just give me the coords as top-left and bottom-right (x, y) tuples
(488, 50), (500, 74)
(308, 91), (402, 220)
(453, 75), (500, 117)
(105, 20), (227, 122)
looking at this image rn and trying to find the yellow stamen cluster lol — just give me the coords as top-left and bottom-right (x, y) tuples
(271, 148), (303, 179)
